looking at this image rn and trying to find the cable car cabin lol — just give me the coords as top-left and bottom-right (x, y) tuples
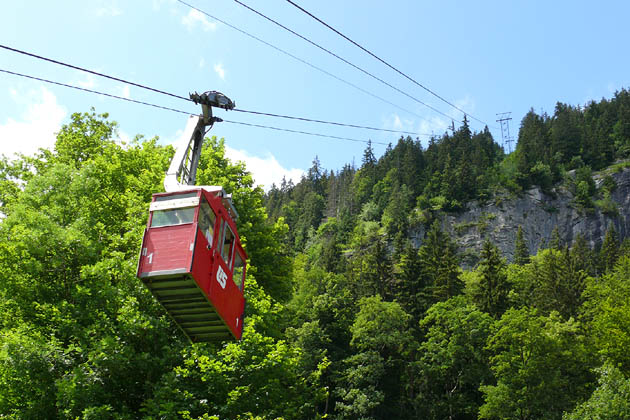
(137, 187), (247, 342)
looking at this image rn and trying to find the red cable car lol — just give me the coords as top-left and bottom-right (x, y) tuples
(137, 91), (247, 342)
(137, 187), (247, 341)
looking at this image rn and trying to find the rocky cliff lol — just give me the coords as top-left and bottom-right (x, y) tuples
(410, 165), (630, 267)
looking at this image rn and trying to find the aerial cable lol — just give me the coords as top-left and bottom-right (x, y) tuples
(223, 120), (388, 145)
(0, 68), (391, 146)
(233, 109), (430, 136)
(0, 68), (191, 115)
(232, 0), (456, 122)
(175, 0), (440, 127)
(284, 0), (491, 128)
(0, 44), (190, 103)
(1, 42), (435, 136)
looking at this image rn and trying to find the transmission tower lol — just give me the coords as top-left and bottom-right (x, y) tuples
(496, 112), (514, 153)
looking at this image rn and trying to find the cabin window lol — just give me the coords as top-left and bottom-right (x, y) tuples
(150, 192), (200, 227)
(151, 207), (195, 227)
(198, 199), (216, 246)
(221, 223), (235, 266)
(233, 251), (245, 290)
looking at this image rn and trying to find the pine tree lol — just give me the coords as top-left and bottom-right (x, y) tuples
(601, 225), (620, 273)
(570, 233), (596, 276)
(393, 242), (425, 324)
(419, 220), (463, 302)
(550, 227), (563, 250)
(475, 240), (510, 317)
(514, 226), (530, 265)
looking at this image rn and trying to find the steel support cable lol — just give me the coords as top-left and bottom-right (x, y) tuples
(0, 44), (191, 103)
(232, 0), (455, 122)
(175, 0), (434, 126)
(223, 120), (388, 145)
(0, 68), (191, 115)
(0, 68), (389, 146)
(284, 0), (491, 127)
(0, 43), (431, 136)
(233, 108), (430, 136)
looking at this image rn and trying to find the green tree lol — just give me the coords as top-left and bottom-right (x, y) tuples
(514, 226), (530, 265)
(415, 296), (494, 420)
(480, 308), (593, 420)
(419, 221), (463, 302)
(0, 110), (321, 419)
(563, 364), (630, 420)
(336, 296), (413, 420)
(473, 240), (510, 317)
(582, 256), (630, 374)
(600, 224), (620, 273)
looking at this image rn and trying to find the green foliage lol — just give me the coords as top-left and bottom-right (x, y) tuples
(563, 364), (630, 420)
(415, 297), (494, 420)
(510, 248), (588, 319)
(419, 221), (463, 302)
(336, 296), (412, 419)
(4, 92), (630, 419)
(480, 308), (593, 420)
(514, 226), (529, 265)
(473, 241), (510, 317)
(0, 110), (321, 419)
(582, 256), (630, 373)
(599, 224), (620, 273)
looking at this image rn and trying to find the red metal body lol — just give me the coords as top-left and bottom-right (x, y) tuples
(137, 187), (247, 341)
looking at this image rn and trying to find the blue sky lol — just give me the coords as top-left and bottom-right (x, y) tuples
(1, 0), (629, 190)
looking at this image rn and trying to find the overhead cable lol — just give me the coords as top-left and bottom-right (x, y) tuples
(175, 0), (439, 126)
(284, 0), (490, 127)
(0, 44), (190, 103)
(223, 120), (388, 145)
(233, 109), (429, 136)
(0, 68), (391, 146)
(1, 43), (433, 136)
(0, 68), (191, 115)
(232, 0), (456, 122)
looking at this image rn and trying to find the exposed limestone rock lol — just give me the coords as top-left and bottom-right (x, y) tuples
(410, 166), (630, 267)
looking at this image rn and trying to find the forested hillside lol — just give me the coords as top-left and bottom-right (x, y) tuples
(1, 90), (630, 419)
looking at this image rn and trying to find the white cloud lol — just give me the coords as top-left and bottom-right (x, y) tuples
(213, 63), (226, 80)
(119, 85), (131, 99)
(451, 95), (475, 121)
(418, 115), (450, 138)
(199, 57), (206, 69)
(95, 1), (122, 17)
(76, 74), (96, 89)
(0, 87), (67, 158)
(182, 9), (217, 32)
(225, 146), (304, 191)
(384, 113), (415, 133)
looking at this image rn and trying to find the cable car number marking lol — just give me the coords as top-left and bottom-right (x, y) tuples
(217, 266), (227, 289)
(142, 248), (153, 264)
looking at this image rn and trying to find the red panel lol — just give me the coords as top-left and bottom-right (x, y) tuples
(209, 255), (246, 339)
(138, 224), (195, 276)
(191, 227), (214, 294)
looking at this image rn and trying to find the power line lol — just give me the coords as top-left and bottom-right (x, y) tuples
(175, 0), (435, 127)
(0, 68), (391, 146)
(0, 44), (431, 137)
(284, 0), (491, 128)
(232, 0), (457, 123)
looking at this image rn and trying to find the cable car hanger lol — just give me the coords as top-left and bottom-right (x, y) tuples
(137, 91), (248, 342)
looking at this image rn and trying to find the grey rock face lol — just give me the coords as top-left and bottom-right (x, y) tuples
(409, 167), (630, 267)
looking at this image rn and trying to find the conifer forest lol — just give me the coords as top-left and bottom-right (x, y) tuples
(2, 90), (630, 419)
